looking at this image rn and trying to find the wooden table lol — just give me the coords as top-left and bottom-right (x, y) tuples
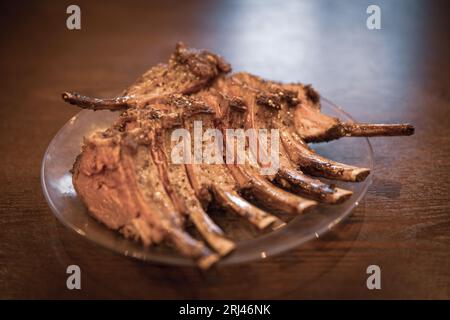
(1, 0), (449, 299)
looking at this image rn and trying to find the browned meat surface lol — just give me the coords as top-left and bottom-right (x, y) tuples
(63, 43), (414, 268)
(62, 42), (231, 111)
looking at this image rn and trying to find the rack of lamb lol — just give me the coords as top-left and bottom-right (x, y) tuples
(62, 43), (414, 268)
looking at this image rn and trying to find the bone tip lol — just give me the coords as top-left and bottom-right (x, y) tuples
(62, 91), (77, 104)
(61, 91), (71, 101)
(271, 220), (287, 231)
(257, 215), (281, 230)
(297, 199), (317, 213)
(405, 124), (415, 135)
(330, 188), (353, 204)
(352, 168), (371, 182)
(217, 240), (236, 257)
(198, 253), (220, 270)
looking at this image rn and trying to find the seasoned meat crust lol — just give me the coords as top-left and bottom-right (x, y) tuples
(63, 43), (414, 268)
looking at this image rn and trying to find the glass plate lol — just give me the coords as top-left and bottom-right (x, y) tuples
(41, 98), (373, 266)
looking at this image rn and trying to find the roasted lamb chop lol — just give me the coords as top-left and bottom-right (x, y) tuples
(63, 43), (414, 268)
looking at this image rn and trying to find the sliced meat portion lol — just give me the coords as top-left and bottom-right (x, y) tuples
(73, 129), (219, 269)
(72, 132), (140, 230)
(118, 97), (236, 257)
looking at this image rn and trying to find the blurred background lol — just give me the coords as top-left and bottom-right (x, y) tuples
(0, 0), (449, 299)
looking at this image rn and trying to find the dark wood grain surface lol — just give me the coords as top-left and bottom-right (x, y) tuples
(0, 0), (449, 299)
